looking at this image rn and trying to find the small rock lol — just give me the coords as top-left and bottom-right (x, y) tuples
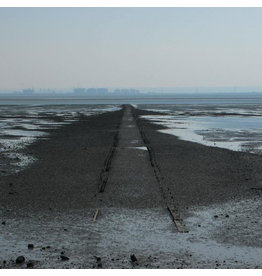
(27, 261), (34, 268)
(198, 224), (201, 227)
(28, 244), (34, 250)
(64, 228), (68, 231)
(130, 254), (138, 264)
(46, 246), (51, 249)
(60, 255), (69, 261)
(96, 257), (102, 268)
(214, 215), (218, 218)
(2, 221), (6, 225)
(16, 256), (25, 264)
(225, 214), (229, 218)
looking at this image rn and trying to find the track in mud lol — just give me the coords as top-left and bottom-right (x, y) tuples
(97, 118), (121, 193)
(95, 105), (187, 233)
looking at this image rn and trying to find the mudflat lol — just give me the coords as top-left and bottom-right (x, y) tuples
(0, 109), (124, 211)
(0, 105), (261, 269)
(134, 107), (262, 211)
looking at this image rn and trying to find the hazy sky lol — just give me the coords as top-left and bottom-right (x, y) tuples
(0, 8), (262, 90)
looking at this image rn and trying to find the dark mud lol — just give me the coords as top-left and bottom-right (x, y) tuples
(0, 109), (124, 212)
(134, 107), (262, 211)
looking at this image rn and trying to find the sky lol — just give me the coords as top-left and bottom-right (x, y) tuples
(0, 8), (262, 91)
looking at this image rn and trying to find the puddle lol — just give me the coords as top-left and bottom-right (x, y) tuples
(140, 104), (262, 154)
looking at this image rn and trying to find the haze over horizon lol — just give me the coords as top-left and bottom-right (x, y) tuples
(1, 8), (262, 91)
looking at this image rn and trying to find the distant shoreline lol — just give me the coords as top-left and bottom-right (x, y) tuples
(2, 94), (262, 105)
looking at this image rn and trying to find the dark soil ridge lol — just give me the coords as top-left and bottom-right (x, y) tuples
(97, 107), (124, 193)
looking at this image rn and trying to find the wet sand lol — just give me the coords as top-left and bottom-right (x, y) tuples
(0, 105), (261, 269)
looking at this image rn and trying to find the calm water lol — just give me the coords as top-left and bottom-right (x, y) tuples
(189, 116), (262, 130)
(1, 94), (262, 105)
(139, 103), (262, 154)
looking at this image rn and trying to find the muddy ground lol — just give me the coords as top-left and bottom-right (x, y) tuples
(0, 105), (261, 269)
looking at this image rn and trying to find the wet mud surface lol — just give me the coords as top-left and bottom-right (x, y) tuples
(0, 105), (261, 269)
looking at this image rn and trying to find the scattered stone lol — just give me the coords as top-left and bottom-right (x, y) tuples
(214, 215), (218, 218)
(2, 221), (6, 225)
(130, 254), (138, 265)
(16, 256), (25, 264)
(60, 255), (69, 261)
(64, 228), (68, 231)
(41, 247), (46, 250)
(225, 214), (229, 218)
(46, 246), (51, 249)
(198, 224), (201, 227)
(27, 261), (34, 268)
(28, 244), (34, 250)
(3, 260), (6, 265)
(96, 257), (102, 268)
